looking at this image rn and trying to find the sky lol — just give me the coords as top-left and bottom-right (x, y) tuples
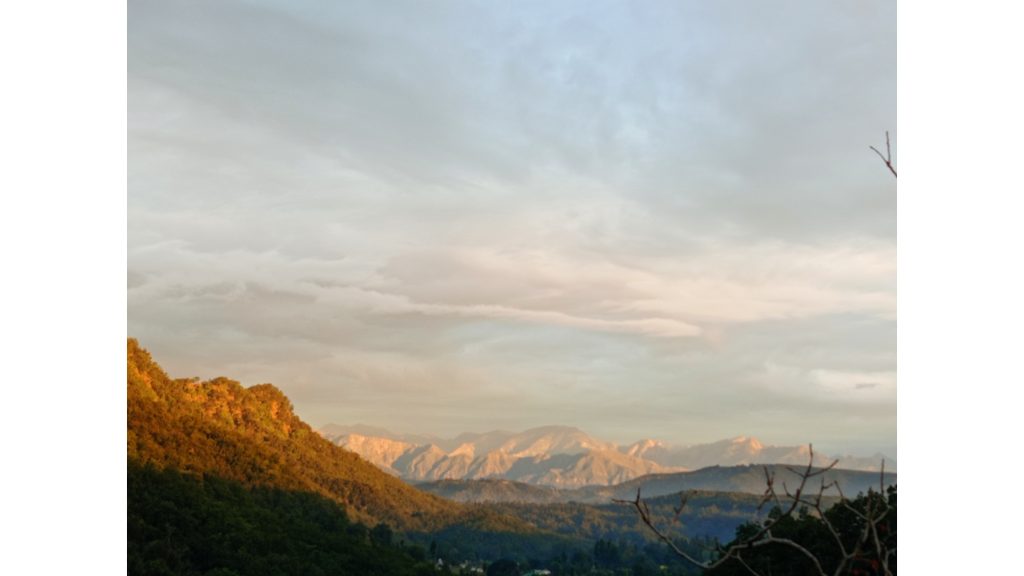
(128, 0), (896, 456)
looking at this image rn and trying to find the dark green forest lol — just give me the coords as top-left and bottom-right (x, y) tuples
(486, 491), (769, 544)
(129, 461), (439, 576)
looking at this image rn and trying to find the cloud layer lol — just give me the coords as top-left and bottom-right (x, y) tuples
(129, 0), (896, 454)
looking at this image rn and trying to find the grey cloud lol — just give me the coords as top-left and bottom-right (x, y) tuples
(129, 0), (895, 455)
(131, 0), (894, 240)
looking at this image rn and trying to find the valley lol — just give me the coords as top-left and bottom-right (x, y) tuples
(128, 340), (895, 575)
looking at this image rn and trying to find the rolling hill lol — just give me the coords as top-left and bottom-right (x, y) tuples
(569, 465), (896, 504)
(416, 465), (895, 505)
(417, 478), (566, 504)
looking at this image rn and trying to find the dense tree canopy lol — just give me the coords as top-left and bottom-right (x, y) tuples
(128, 461), (438, 576)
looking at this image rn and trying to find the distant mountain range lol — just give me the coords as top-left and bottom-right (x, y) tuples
(320, 424), (894, 489)
(623, 436), (891, 472)
(417, 464), (896, 505)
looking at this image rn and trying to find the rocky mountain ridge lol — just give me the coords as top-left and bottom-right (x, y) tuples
(320, 425), (894, 488)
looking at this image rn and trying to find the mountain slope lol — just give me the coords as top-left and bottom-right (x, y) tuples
(500, 449), (671, 488)
(128, 460), (437, 576)
(326, 425), (680, 486)
(328, 433), (416, 476)
(417, 479), (567, 504)
(127, 339), (501, 532)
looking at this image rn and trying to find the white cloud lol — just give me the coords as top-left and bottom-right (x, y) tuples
(128, 0), (895, 452)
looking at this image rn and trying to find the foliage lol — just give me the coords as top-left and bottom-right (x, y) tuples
(127, 460), (438, 576)
(487, 558), (520, 576)
(707, 486), (896, 576)
(484, 491), (766, 546)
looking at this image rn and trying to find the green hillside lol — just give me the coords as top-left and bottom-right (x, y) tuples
(127, 338), (526, 534)
(417, 478), (566, 504)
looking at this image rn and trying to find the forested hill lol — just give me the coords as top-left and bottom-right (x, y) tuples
(417, 478), (566, 504)
(127, 339), (527, 534)
(128, 460), (442, 576)
(571, 465), (896, 504)
(416, 464), (894, 505)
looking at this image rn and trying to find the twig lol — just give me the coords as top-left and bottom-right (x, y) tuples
(870, 131), (898, 178)
(617, 444), (894, 576)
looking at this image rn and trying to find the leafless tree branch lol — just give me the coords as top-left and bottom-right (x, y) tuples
(616, 444), (895, 576)
(870, 131), (897, 178)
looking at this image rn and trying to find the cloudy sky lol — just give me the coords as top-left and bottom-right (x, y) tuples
(128, 0), (895, 456)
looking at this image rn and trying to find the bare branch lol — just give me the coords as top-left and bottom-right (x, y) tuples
(618, 444), (894, 576)
(870, 131), (898, 177)
(672, 492), (689, 523)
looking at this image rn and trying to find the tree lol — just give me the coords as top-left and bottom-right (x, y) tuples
(594, 538), (622, 568)
(486, 558), (520, 576)
(616, 446), (895, 576)
(371, 522), (394, 547)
